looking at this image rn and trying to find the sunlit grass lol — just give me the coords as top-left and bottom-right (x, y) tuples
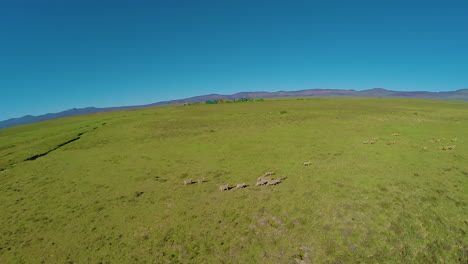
(0, 97), (467, 263)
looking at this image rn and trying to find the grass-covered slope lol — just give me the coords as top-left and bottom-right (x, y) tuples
(0, 98), (467, 263)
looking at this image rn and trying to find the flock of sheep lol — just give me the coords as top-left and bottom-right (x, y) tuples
(363, 133), (458, 150)
(431, 137), (457, 150)
(183, 178), (205, 185)
(439, 145), (456, 150)
(425, 136), (458, 150)
(183, 134), (458, 191)
(182, 161), (313, 191)
(216, 172), (288, 191)
(254, 172), (287, 187)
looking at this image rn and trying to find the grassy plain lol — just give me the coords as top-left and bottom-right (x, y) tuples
(0, 97), (467, 263)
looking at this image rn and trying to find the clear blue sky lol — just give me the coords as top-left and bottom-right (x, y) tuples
(1, 0), (467, 120)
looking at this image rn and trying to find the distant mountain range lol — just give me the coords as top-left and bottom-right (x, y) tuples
(2, 88), (467, 129)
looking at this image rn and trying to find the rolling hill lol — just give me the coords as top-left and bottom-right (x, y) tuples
(0, 97), (467, 263)
(1, 88), (467, 129)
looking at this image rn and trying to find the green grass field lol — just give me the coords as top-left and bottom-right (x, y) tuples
(0, 97), (467, 263)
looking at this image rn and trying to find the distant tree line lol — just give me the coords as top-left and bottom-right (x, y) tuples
(184, 98), (265, 105)
(204, 98), (264, 104)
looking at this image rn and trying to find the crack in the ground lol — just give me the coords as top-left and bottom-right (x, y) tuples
(24, 135), (83, 161)
(1, 134), (83, 170)
(1, 122), (107, 170)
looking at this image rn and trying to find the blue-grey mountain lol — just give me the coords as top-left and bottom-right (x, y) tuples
(1, 88), (467, 129)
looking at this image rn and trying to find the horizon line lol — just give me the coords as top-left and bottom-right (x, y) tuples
(2, 87), (468, 122)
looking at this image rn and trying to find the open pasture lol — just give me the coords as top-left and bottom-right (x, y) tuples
(0, 97), (467, 263)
